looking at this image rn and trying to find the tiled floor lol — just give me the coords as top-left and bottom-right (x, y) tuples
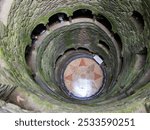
(64, 57), (104, 98)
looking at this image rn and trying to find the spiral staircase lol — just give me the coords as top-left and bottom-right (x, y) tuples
(0, 0), (150, 112)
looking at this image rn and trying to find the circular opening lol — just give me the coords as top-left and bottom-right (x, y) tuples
(63, 57), (104, 99)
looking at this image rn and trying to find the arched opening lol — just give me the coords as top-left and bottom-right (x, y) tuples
(72, 9), (93, 19)
(95, 14), (112, 31)
(48, 13), (69, 26)
(31, 24), (46, 40)
(131, 11), (145, 32)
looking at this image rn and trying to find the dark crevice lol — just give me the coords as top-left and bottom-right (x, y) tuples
(99, 40), (110, 51)
(55, 55), (63, 67)
(131, 11), (145, 32)
(77, 47), (91, 52)
(95, 14), (112, 31)
(55, 48), (76, 63)
(64, 48), (76, 54)
(138, 47), (147, 55)
(118, 56), (124, 75)
(113, 33), (122, 52)
(55, 47), (91, 67)
(25, 45), (32, 62)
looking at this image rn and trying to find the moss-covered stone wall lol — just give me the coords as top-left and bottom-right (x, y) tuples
(0, 0), (150, 112)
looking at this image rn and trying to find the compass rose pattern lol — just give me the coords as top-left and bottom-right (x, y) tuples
(64, 58), (104, 98)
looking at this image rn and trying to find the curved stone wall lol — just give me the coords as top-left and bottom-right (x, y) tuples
(0, 0), (150, 112)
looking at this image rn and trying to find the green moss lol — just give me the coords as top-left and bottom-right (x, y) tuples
(29, 7), (73, 29)
(0, 0), (150, 112)
(72, 3), (99, 14)
(0, 48), (4, 58)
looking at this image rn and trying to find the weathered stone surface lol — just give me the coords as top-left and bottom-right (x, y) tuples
(0, 99), (29, 113)
(0, 0), (14, 26)
(0, 0), (149, 112)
